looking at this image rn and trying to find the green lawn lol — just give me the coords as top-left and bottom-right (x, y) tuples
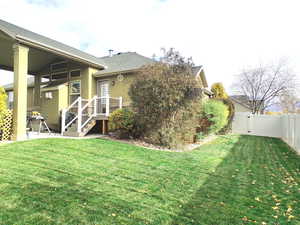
(0, 135), (299, 225)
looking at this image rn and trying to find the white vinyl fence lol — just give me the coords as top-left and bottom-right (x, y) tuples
(232, 112), (300, 153)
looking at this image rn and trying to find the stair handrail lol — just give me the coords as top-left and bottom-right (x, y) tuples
(61, 96), (82, 135)
(62, 96), (123, 135)
(65, 96), (81, 112)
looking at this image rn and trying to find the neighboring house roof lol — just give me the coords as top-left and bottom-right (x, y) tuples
(192, 65), (208, 88)
(230, 95), (252, 110)
(0, 19), (105, 69)
(192, 66), (203, 75)
(3, 77), (35, 91)
(42, 80), (68, 92)
(94, 52), (154, 77)
(2, 77), (68, 92)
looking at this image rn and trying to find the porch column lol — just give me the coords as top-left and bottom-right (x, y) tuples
(81, 67), (95, 99)
(34, 75), (41, 106)
(12, 44), (29, 141)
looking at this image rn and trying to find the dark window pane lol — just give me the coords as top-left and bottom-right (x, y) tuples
(51, 62), (67, 71)
(70, 70), (81, 77)
(52, 72), (68, 80)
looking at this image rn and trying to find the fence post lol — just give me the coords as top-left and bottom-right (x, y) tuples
(77, 97), (82, 133)
(296, 115), (300, 153)
(288, 114), (291, 146)
(247, 114), (252, 134)
(106, 96), (110, 116)
(293, 115), (296, 148)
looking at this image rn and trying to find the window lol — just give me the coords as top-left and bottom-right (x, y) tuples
(45, 92), (53, 99)
(69, 80), (81, 103)
(52, 72), (68, 81)
(70, 70), (81, 78)
(51, 61), (67, 71)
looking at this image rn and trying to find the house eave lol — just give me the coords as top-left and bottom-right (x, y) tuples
(93, 68), (139, 78)
(16, 35), (106, 70)
(230, 97), (252, 110)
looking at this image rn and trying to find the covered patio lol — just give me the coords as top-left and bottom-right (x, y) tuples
(0, 19), (104, 140)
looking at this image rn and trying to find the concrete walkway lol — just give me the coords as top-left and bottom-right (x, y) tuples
(0, 132), (107, 145)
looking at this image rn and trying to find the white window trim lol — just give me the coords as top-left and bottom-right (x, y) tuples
(69, 80), (81, 103)
(97, 80), (110, 97)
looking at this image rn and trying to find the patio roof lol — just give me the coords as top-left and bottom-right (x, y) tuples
(0, 19), (105, 72)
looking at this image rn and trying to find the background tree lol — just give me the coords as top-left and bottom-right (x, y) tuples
(232, 60), (297, 114)
(210, 82), (234, 134)
(279, 89), (298, 113)
(211, 82), (228, 99)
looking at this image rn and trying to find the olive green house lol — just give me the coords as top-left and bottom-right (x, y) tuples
(1, 19), (210, 140)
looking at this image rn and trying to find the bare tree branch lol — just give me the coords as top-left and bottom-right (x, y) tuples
(232, 60), (298, 114)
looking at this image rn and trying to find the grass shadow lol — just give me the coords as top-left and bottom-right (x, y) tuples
(171, 135), (300, 225)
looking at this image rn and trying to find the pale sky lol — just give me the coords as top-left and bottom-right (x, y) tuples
(1, 0), (300, 94)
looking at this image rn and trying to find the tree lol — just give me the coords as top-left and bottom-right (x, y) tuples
(279, 89), (298, 113)
(232, 60), (297, 114)
(199, 100), (229, 135)
(211, 82), (228, 99)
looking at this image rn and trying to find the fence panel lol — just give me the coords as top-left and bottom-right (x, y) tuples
(232, 113), (249, 135)
(250, 114), (282, 138)
(232, 113), (300, 154)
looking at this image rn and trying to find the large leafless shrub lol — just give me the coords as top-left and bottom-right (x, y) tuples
(129, 48), (203, 148)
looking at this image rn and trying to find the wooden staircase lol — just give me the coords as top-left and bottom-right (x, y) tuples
(63, 119), (96, 137)
(61, 96), (122, 137)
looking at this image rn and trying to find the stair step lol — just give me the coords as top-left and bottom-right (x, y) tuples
(63, 119), (97, 137)
(63, 131), (81, 137)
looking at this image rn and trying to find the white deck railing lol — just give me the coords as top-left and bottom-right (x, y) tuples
(61, 96), (122, 135)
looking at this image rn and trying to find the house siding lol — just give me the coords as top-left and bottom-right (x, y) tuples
(233, 102), (251, 113)
(96, 73), (136, 107)
(40, 85), (68, 131)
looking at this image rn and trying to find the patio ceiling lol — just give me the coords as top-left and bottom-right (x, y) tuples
(0, 31), (67, 75)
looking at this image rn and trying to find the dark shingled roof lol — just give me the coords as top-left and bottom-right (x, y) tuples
(230, 95), (252, 109)
(42, 80), (68, 89)
(192, 66), (203, 76)
(94, 52), (154, 76)
(0, 19), (105, 68)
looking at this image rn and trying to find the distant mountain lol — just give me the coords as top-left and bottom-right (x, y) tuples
(266, 101), (300, 113)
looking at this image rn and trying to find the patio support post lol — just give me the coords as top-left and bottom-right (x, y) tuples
(81, 67), (94, 99)
(12, 44), (29, 141)
(34, 75), (41, 106)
